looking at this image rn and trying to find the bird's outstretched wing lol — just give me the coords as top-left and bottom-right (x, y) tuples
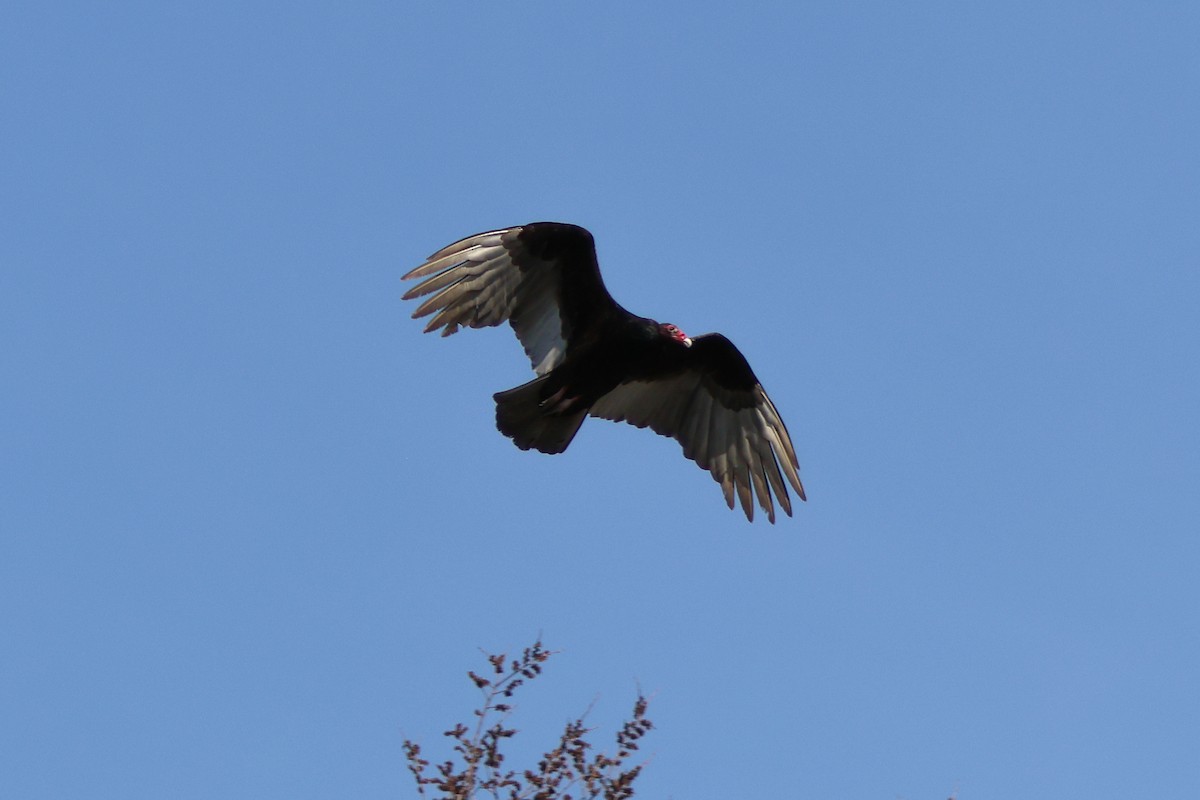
(588, 334), (805, 523)
(402, 223), (621, 375)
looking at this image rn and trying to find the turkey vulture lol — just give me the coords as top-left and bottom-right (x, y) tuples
(402, 222), (805, 522)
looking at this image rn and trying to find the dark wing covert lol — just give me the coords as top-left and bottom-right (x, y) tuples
(588, 334), (805, 522)
(402, 223), (620, 375)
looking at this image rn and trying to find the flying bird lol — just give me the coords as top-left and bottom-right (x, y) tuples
(402, 222), (805, 522)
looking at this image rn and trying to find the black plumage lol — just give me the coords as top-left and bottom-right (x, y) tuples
(402, 222), (805, 522)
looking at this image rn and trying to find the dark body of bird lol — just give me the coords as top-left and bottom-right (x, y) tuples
(403, 222), (805, 522)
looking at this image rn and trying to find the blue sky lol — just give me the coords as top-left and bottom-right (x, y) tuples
(2, 2), (1198, 798)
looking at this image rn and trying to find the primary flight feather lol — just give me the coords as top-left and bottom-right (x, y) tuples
(402, 222), (806, 522)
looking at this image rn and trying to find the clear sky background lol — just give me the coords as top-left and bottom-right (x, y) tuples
(3, 3), (1198, 798)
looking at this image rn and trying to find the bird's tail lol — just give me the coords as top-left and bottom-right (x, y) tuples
(493, 375), (587, 455)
